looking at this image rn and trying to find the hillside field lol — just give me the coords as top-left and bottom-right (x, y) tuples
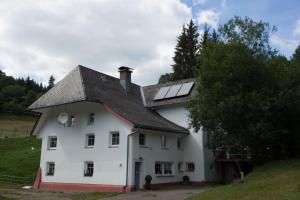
(188, 158), (300, 200)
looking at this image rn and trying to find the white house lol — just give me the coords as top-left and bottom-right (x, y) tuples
(29, 65), (217, 192)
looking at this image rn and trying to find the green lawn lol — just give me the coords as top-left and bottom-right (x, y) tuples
(0, 137), (41, 187)
(0, 114), (37, 138)
(188, 158), (300, 200)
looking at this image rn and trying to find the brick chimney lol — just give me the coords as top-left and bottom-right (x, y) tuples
(119, 66), (133, 92)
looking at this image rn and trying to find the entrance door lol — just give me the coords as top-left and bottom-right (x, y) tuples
(135, 162), (141, 190)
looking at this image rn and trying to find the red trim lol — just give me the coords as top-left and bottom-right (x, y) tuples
(33, 168), (42, 189)
(30, 113), (42, 136)
(101, 103), (134, 126)
(38, 182), (133, 192)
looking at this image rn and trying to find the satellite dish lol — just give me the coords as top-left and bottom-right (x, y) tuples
(57, 112), (69, 125)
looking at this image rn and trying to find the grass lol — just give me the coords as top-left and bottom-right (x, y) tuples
(0, 137), (41, 187)
(0, 195), (14, 200)
(188, 158), (300, 200)
(0, 114), (37, 138)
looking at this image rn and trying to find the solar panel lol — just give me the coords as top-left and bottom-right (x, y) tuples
(153, 86), (171, 100)
(165, 84), (182, 98)
(176, 82), (194, 97)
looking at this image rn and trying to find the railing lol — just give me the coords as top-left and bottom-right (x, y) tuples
(0, 174), (35, 186)
(0, 128), (31, 138)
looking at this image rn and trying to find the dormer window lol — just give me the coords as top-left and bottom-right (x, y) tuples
(88, 113), (95, 125)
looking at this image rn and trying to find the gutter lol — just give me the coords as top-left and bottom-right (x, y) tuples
(123, 128), (138, 192)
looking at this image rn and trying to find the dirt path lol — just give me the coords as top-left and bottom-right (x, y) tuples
(0, 186), (204, 200)
(103, 186), (205, 200)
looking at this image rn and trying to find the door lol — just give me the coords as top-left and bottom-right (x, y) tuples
(135, 162), (141, 190)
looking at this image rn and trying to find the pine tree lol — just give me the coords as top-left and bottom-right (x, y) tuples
(172, 20), (200, 80)
(47, 75), (55, 90)
(292, 45), (300, 63)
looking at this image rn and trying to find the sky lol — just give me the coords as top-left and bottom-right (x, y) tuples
(0, 0), (299, 86)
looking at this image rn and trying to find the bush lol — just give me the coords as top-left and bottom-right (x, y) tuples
(183, 175), (190, 184)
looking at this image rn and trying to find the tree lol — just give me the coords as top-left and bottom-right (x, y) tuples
(291, 44), (300, 63)
(47, 75), (55, 90)
(158, 20), (200, 83)
(218, 16), (277, 56)
(188, 17), (299, 162)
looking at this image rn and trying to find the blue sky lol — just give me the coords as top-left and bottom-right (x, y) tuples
(0, 0), (299, 85)
(184, 0), (300, 57)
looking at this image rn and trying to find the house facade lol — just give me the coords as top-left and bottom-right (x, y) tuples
(29, 65), (217, 192)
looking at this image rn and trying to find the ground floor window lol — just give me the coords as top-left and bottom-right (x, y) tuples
(84, 161), (94, 177)
(155, 162), (173, 175)
(186, 162), (195, 172)
(46, 162), (55, 176)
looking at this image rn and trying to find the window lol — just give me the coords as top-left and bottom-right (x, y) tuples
(110, 132), (120, 146)
(139, 134), (146, 146)
(86, 134), (95, 148)
(88, 113), (95, 125)
(84, 161), (94, 177)
(48, 136), (57, 149)
(69, 115), (75, 126)
(177, 138), (182, 150)
(155, 162), (173, 176)
(161, 136), (167, 148)
(186, 162), (195, 172)
(155, 163), (162, 175)
(164, 162), (172, 175)
(46, 162), (55, 176)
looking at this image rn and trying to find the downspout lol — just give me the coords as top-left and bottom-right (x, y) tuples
(123, 128), (138, 192)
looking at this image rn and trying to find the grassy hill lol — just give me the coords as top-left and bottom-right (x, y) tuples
(0, 114), (36, 138)
(0, 137), (41, 187)
(188, 158), (300, 200)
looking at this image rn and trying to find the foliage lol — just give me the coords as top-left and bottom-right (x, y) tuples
(47, 75), (55, 90)
(145, 175), (152, 184)
(188, 16), (300, 161)
(0, 71), (49, 114)
(188, 158), (300, 200)
(159, 19), (199, 83)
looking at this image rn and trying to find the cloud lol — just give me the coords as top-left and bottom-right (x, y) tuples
(192, 0), (209, 6)
(270, 35), (298, 54)
(196, 10), (221, 29)
(0, 0), (191, 85)
(293, 19), (300, 36)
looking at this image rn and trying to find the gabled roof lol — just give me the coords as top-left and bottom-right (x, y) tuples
(28, 65), (189, 134)
(142, 78), (197, 108)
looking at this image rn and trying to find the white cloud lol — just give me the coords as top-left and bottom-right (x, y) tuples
(270, 35), (298, 54)
(0, 0), (191, 85)
(293, 19), (300, 36)
(193, 0), (209, 6)
(196, 10), (221, 29)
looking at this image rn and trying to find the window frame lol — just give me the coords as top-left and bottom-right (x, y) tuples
(85, 133), (95, 148)
(46, 162), (55, 176)
(139, 133), (146, 146)
(84, 161), (94, 177)
(68, 115), (75, 127)
(186, 162), (195, 172)
(155, 162), (173, 176)
(88, 113), (95, 125)
(48, 136), (57, 150)
(161, 135), (167, 148)
(110, 131), (120, 147)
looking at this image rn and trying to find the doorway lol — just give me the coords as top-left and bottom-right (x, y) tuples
(134, 162), (142, 190)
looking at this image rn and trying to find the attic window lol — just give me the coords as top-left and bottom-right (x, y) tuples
(88, 113), (95, 125)
(69, 115), (75, 126)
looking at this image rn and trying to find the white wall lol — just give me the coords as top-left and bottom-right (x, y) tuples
(129, 131), (184, 187)
(37, 101), (132, 185)
(155, 105), (216, 182)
